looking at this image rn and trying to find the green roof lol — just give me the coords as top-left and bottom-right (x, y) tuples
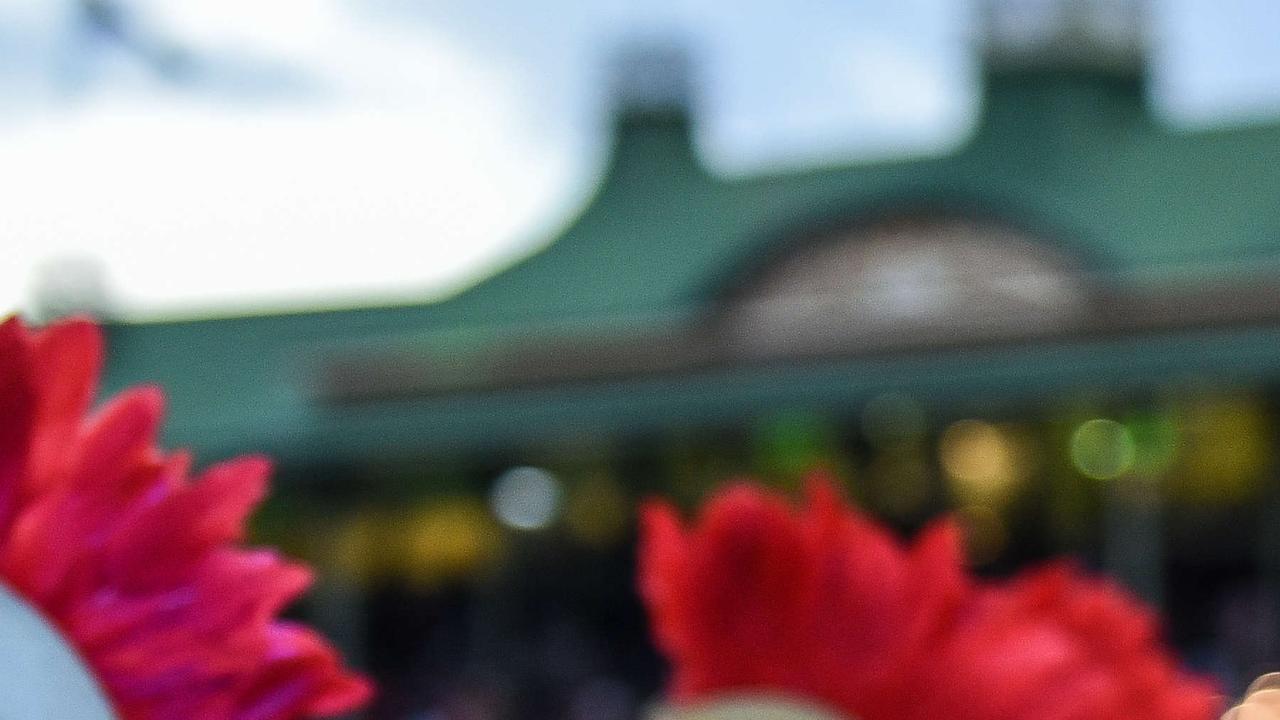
(101, 65), (1280, 466)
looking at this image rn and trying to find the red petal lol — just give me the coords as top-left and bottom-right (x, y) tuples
(234, 624), (372, 720)
(105, 456), (270, 592)
(70, 386), (165, 500)
(0, 317), (35, 535)
(28, 318), (102, 494)
(0, 316), (370, 719)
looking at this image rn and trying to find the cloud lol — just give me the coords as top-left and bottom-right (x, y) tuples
(0, 6), (580, 319)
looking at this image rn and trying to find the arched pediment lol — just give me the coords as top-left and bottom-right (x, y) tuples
(723, 214), (1089, 355)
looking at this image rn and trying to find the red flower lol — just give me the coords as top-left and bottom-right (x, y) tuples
(910, 565), (1221, 720)
(639, 480), (969, 720)
(0, 317), (371, 719)
(639, 479), (1221, 720)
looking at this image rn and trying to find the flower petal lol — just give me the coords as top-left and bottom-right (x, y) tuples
(0, 318), (35, 535)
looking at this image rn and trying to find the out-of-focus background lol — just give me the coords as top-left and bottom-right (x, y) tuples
(10, 0), (1280, 717)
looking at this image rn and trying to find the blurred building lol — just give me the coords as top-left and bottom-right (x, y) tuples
(101, 3), (1280, 717)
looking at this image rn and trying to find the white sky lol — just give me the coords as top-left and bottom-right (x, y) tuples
(2, 0), (1280, 320)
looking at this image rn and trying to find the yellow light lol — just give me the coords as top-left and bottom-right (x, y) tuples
(1170, 393), (1270, 504)
(939, 419), (1024, 505)
(326, 500), (506, 587)
(1070, 418), (1135, 480)
(401, 499), (503, 586)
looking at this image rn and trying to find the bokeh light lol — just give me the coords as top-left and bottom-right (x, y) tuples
(403, 499), (502, 585)
(1070, 418), (1136, 480)
(1126, 410), (1178, 477)
(490, 466), (564, 531)
(752, 411), (841, 486)
(939, 419), (1026, 505)
(1170, 393), (1271, 504)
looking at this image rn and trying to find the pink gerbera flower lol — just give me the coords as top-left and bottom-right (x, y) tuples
(0, 316), (371, 719)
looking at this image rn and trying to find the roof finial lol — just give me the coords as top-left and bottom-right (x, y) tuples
(28, 256), (115, 323)
(608, 39), (696, 120)
(980, 0), (1147, 73)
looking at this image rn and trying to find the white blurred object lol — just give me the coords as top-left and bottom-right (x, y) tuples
(28, 255), (115, 323)
(650, 698), (846, 720)
(1222, 673), (1280, 720)
(0, 582), (116, 719)
(490, 466), (564, 531)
